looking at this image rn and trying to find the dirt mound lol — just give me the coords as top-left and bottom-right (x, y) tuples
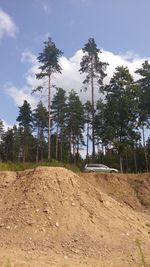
(81, 172), (150, 211)
(0, 171), (16, 198)
(0, 167), (150, 266)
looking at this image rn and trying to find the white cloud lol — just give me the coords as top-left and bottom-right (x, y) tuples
(21, 51), (37, 64)
(0, 8), (18, 39)
(100, 50), (148, 84)
(32, 32), (51, 44)
(7, 48), (149, 110)
(6, 85), (37, 108)
(54, 49), (149, 102)
(2, 119), (12, 131)
(21, 51), (41, 89)
(57, 50), (83, 94)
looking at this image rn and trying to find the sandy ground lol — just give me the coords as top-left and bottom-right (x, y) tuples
(0, 167), (150, 267)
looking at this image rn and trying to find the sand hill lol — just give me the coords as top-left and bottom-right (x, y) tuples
(0, 167), (150, 267)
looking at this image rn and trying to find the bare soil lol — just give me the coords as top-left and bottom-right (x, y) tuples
(0, 167), (150, 266)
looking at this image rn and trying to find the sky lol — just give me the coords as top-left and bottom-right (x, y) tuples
(1, 0), (150, 130)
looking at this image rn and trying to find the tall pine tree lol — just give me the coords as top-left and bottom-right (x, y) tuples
(36, 38), (63, 161)
(79, 38), (108, 159)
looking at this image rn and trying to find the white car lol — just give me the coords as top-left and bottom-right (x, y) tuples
(84, 164), (119, 173)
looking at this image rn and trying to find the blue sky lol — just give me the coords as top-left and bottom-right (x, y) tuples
(1, 0), (150, 129)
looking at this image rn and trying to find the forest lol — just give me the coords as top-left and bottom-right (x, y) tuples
(0, 37), (150, 173)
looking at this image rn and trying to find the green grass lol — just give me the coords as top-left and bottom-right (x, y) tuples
(0, 160), (80, 173)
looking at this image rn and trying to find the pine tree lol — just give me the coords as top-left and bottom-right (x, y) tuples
(103, 66), (140, 172)
(35, 37), (63, 161)
(94, 99), (106, 161)
(135, 60), (150, 171)
(2, 128), (14, 161)
(0, 120), (4, 161)
(12, 125), (20, 161)
(16, 100), (33, 162)
(84, 101), (92, 162)
(0, 119), (4, 143)
(79, 38), (108, 159)
(66, 89), (85, 163)
(33, 101), (48, 162)
(51, 87), (67, 161)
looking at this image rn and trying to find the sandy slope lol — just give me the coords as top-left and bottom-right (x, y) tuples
(0, 167), (150, 266)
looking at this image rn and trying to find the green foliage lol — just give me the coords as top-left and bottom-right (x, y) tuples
(16, 100), (33, 162)
(35, 37), (63, 161)
(84, 101), (92, 160)
(66, 89), (85, 163)
(79, 37), (108, 87)
(1, 47), (150, 172)
(52, 87), (67, 127)
(67, 89), (85, 136)
(135, 60), (150, 126)
(51, 87), (67, 161)
(36, 37), (63, 79)
(0, 161), (80, 172)
(101, 66), (140, 171)
(0, 119), (4, 138)
(33, 101), (48, 129)
(33, 101), (48, 162)
(17, 100), (32, 129)
(79, 37), (108, 157)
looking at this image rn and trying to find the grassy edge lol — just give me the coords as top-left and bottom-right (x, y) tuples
(0, 161), (80, 173)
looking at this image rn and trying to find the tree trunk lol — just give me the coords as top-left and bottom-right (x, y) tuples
(109, 147), (112, 159)
(97, 141), (100, 163)
(22, 148), (25, 163)
(55, 124), (58, 160)
(101, 144), (104, 163)
(69, 133), (72, 162)
(73, 136), (76, 165)
(133, 145), (137, 173)
(60, 126), (63, 161)
(36, 146), (39, 163)
(86, 120), (89, 163)
(40, 129), (44, 161)
(76, 136), (80, 164)
(142, 125), (148, 172)
(91, 59), (95, 160)
(125, 148), (128, 173)
(23, 135), (27, 163)
(36, 126), (40, 163)
(48, 73), (51, 161)
(119, 156), (123, 173)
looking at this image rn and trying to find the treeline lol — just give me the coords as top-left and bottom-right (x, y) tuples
(0, 38), (150, 173)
